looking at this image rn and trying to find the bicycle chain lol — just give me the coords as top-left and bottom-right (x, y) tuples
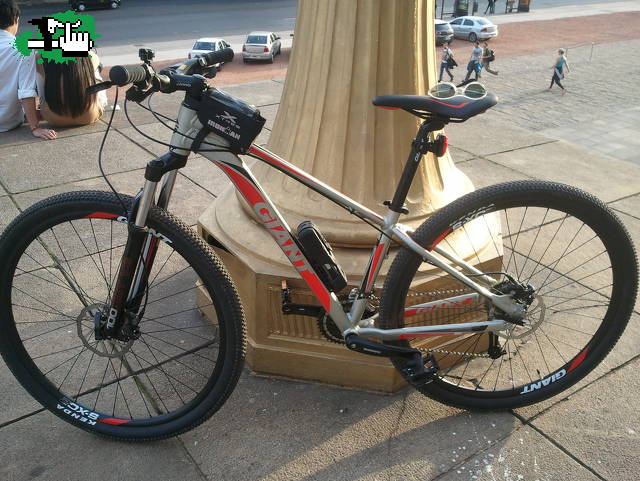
(319, 289), (491, 358)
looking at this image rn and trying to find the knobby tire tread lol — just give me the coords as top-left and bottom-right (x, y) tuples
(379, 181), (637, 410)
(0, 191), (247, 441)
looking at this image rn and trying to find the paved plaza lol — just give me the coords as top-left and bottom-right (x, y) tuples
(1, 3), (639, 481)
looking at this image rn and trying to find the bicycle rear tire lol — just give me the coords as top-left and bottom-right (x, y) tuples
(379, 181), (637, 410)
(0, 191), (246, 441)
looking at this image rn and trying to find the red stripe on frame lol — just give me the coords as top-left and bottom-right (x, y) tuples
(366, 244), (385, 290)
(300, 270), (330, 311)
(214, 161), (265, 207)
(567, 347), (589, 373)
(85, 212), (119, 219)
(99, 417), (130, 425)
(248, 146), (314, 183)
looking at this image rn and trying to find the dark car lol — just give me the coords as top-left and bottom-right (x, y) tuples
(69, 0), (121, 11)
(435, 19), (454, 45)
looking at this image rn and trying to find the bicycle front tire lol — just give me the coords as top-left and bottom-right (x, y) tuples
(0, 191), (246, 441)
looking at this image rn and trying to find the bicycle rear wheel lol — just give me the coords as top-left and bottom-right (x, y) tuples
(0, 191), (246, 440)
(379, 181), (637, 410)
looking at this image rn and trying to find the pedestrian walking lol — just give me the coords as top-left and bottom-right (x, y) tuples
(463, 41), (483, 83)
(481, 41), (498, 75)
(506, 0), (515, 13)
(438, 42), (456, 83)
(548, 48), (570, 94)
(485, 0), (496, 14)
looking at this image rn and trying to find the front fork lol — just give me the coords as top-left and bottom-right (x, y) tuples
(100, 171), (178, 339)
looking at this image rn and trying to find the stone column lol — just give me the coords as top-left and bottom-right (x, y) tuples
(247, 0), (474, 246)
(198, 0), (494, 392)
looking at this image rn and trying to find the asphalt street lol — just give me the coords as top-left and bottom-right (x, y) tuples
(436, 0), (625, 17)
(18, 0), (297, 48)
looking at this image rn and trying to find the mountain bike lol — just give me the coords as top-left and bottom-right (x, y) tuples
(0, 48), (636, 441)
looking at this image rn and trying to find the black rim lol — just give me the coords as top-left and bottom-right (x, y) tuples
(396, 196), (625, 398)
(2, 202), (226, 427)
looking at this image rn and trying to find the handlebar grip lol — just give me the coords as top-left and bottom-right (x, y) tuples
(201, 47), (234, 67)
(109, 64), (149, 86)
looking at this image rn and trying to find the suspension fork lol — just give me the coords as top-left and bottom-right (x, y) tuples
(104, 166), (180, 336)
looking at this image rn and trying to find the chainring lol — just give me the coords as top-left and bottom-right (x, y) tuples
(317, 313), (345, 344)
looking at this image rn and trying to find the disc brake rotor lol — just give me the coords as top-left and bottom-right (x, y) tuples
(76, 303), (133, 358)
(497, 296), (546, 340)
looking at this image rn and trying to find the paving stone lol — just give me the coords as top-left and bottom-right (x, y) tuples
(531, 357), (640, 480)
(444, 115), (553, 157)
(434, 425), (601, 481)
(258, 103), (279, 131)
(449, 146), (476, 163)
(456, 157), (530, 189)
(609, 193), (640, 221)
(218, 80), (283, 107)
(179, 155), (233, 198)
(0, 121), (106, 149)
(387, 392), (519, 480)
(0, 195), (19, 232)
(99, 91), (184, 130)
(0, 359), (43, 426)
(0, 130), (153, 194)
(117, 121), (176, 157)
(180, 371), (404, 481)
(0, 411), (203, 481)
(487, 140), (640, 202)
(12, 169), (213, 227)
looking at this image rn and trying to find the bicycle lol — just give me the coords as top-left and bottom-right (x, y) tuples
(0, 48), (636, 441)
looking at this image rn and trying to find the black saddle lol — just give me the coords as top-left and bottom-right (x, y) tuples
(372, 92), (498, 121)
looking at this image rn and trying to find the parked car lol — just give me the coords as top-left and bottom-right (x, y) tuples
(188, 38), (233, 70)
(435, 19), (454, 45)
(449, 16), (498, 42)
(242, 31), (281, 64)
(69, 0), (120, 11)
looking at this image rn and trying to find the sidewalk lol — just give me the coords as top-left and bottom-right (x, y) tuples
(1, 7), (639, 481)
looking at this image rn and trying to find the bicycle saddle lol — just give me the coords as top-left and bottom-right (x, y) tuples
(372, 92), (498, 121)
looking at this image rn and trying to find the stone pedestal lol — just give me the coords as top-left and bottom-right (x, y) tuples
(197, 0), (501, 392)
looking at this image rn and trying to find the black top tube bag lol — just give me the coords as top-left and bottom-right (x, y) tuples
(196, 88), (266, 154)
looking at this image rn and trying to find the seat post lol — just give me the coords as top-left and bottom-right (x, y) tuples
(387, 119), (444, 214)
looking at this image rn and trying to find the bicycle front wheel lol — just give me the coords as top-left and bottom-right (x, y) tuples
(379, 181), (637, 410)
(0, 191), (246, 441)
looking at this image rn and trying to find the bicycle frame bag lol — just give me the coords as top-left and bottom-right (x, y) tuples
(297, 221), (348, 292)
(197, 88), (265, 154)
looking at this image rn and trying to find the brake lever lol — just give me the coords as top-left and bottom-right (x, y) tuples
(125, 83), (154, 103)
(86, 81), (113, 95)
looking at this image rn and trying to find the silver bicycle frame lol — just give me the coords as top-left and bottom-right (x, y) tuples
(134, 102), (519, 340)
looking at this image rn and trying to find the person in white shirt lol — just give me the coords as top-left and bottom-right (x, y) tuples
(0, 0), (56, 140)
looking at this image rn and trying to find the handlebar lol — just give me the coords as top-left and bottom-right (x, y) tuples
(109, 63), (149, 86)
(108, 47), (235, 87)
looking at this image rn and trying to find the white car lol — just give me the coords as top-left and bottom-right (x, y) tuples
(242, 31), (282, 63)
(449, 16), (498, 42)
(188, 38), (233, 69)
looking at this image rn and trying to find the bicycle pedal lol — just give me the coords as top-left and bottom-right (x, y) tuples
(280, 280), (324, 317)
(402, 354), (439, 385)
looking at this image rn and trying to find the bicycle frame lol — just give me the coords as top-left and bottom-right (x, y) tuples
(124, 101), (521, 342)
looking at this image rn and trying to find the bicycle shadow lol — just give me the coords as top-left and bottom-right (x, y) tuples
(180, 370), (518, 481)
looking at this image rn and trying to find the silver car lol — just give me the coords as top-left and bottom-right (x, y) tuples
(242, 31), (282, 63)
(449, 16), (498, 42)
(435, 19), (454, 45)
